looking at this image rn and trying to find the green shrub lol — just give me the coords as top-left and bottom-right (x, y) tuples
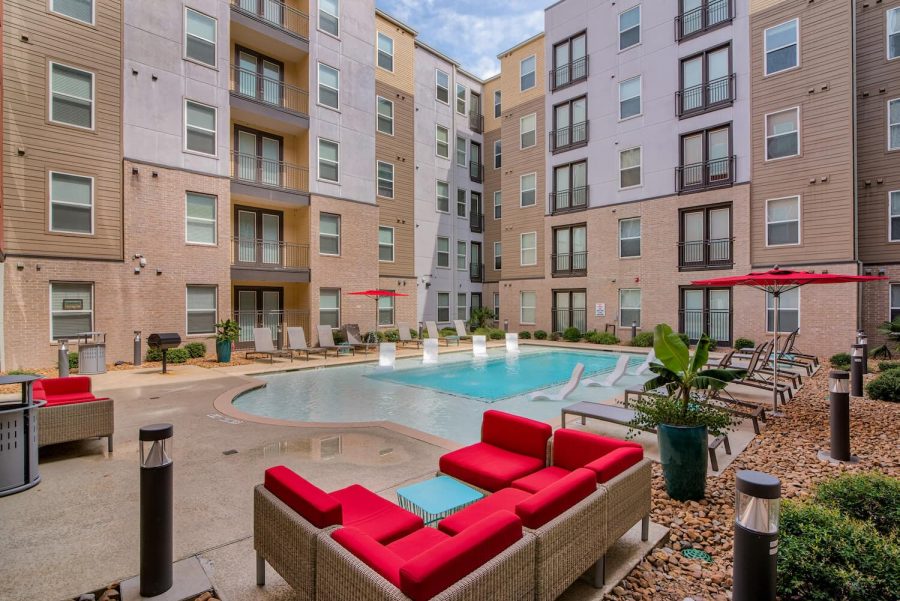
(562, 327), (582, 342)
(550, 331), (562, 341)
(519, 331), (532, 339)
(676, 332), (691, 346)
(877, 361), (900, 373)
(7, 369), (39, 376)
(68, 352), (78, 370)
(381, 329), (400, 342)
(534, 330), (547, 340)
(865, 370), (900, 402)
(830, 352), (851, 369)
(363, 330), (386, 342)
(183, 342), (207, 359)
(474, 327), (505, 340)
(440, 327), (456, 337)
(146, 347), (189, 363)
(814, 472), (900, 537)
(585, 331), (619, 345)
(734, 337), (755, 350)
(333, 330), (347, 344)
(630, 332), (654, 347)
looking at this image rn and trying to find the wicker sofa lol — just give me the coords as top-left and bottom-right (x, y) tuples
(33, 376), (114, 452)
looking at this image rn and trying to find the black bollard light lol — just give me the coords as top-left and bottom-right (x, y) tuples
(134, 330), (142, 367)
(733, 470), (781, 601)
(58, 339), (69, 378)
(139, 423), (174, 597)
(850, 344), (864, 397)
(857, 330), (868, 374)
(503, 319), (509, 333)
(631, 321), (637, 341)
(817, 371), (858, 463)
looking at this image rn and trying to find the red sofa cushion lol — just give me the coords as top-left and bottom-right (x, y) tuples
(386, 527), (451, 561)
(585, 446), (644, 483)
(481, 410), (552, 461)
(552, 429), (641, 472)
(264, 466), (342, 529)
(515, 468), (596, 529)
(439, 443), (545, 492)
(510, 466), (571, 494)
(32, 377), (95, 402)
(437, 487), (530, 536)
(330, 484), (423, 543)
(42, 394), (106, 407)
(332, 527), (404, 588)
(400, 511), (523, 601)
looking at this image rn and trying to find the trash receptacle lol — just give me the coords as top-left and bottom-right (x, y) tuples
(76, 332), (107, 375)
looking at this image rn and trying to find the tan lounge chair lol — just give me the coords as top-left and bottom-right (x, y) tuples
(317, 325), (352, 356)
(286, 327), (328, 360)
(425, 320), (459, 346)
(247, 327), (292, 363)
(397, 323), (421, 348)
(343, 324), (377, 354)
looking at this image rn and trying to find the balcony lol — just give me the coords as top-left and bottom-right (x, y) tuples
(234, 309), (311, 350)
(469, 161), (484, 184)
(552, 308), (587, 333)
(679, 308), (731, 346)
(231, 237), (310, 282)
(231, 151), (310, 205)
(550, 186), (589, 215)
(469, 111), (484, 134)
(676, 74), (735, 118)
(550, 121), (589, 153)
(549, 56), (589, 92)
(676, 0), (733, 42)
(230, 65), (309, 132)
(470, 211), (484, 233)
(230, 0), (309, 55)
(676, 156), (735, 194)
(551, 252), (587, 277)
(469, 262), (484, 283)
(677, 238), (733, 271)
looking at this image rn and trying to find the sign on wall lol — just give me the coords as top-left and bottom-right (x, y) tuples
(595, 303), (605, 317)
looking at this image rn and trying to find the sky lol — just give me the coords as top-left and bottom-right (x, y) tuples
(374, 0), (547, 79)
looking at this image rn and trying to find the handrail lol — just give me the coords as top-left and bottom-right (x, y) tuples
(231, 236), (310, 269)
(676, 155), (734, 193)
(230, 150), (309, 193)
(550, 185), (589, 214)
(549, 55), (589, 91)
(676, 74), (734, 116)
(550, 120), (589, 152)
(230, 65), (309, 115)
(230, 0), (310, 41)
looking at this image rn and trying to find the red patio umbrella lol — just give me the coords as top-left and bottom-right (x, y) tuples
(347, 290), (408, 339)
(691, 266), (886, 413)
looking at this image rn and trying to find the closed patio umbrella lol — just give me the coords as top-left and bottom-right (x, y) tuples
(347, 290), (409, 340)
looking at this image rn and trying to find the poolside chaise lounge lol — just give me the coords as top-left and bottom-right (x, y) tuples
(34, 376), (114, 452)
(425, 321), (460, 346)
(583, 355), (630, 387)
(530, 363), (585, 401)
(630, 349), (656, 376)
(397, 323), (422, 348)
(472, 335), (488, 357)
(453, 319), (473, 341)
(723, 342), (795, 405)
(379, 342), (397, 368)
(506, 333), (520, 353)
(286, 327), (329, 360)
(775, 328), (819, 368)
(344, 324), (378, 354)
(317, 325), (353, 356)
(719, 342), (803, 388)
(247, 327), (293, 363)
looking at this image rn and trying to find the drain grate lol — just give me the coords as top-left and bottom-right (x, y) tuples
(681, 548), (713, 562)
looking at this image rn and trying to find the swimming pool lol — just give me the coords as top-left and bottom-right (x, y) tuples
(232, 347), (650, 444)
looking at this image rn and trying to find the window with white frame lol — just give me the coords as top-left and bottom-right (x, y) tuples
(494, 140), (502, 169)
(890, 98), (900, 150)
(493, 292), (500, 319)
(618, 76), (641, 119)
(319, 0), (339, 36)
(186, 285), (217, 334)
(619, 217), (641, 257)
(891, 191), (900, 242)
(891, 283), (900, 322)
(520, 173), (536, 207)
(185, 192), (216, 245)
(185, 8), (216, 67)
(436, 69), (450, 103)
(49, 171), (93, 234)
(457, 292), (468, 320)
(619, 289), (641, 327)
(320, 288), (340, 328)
(376, 96), (393, 134)
(185, 100), (216, 155)
(493, 191), (502, 219)
(51, 0), (93, 24)
(50, 282), (93, 340)
(50, 62), (93, 129)
(377, 32), (394, 71)
(457, 189), (467, 217)
(766, 108), (799, 159)
(378, 226), (394, 262)
(318, 63), (339, 109)
(318, 138), (339, 182)
(456, 83), (467, 115)
(619, 147), (642, 188)
(437, 236), (450, 267)
(520, 113), (536, 148)
(890, 8), (900, 60)
(494, 241), (502, 270)
(378, 294), (395, 326)
(436, 180), (449, 213)
(456, 136), (467, 166)
(766, 196), (800, 246)
(520, 55), (536, 91)
(377, 161), (394, 198)
(766, 288), (799, 332)
(494, 90), (502, 117)
(520, 232), (537, 265)
(436, 125), (449, 158)
(520, 291), (536, 324)
(456, 240), (467, 270)
(764, 19), (798, 75)
(619, 6), (640, 50)
(319, 213), (340, 255)
(437, 292), (450, 322)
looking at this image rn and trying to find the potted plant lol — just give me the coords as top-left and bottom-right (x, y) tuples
(628, 324), (744, 501)
(214, 319), (239, 363)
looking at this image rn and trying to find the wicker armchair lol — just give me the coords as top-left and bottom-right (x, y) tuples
(601, 458), (652, 550)
(35, 377), (113, 452)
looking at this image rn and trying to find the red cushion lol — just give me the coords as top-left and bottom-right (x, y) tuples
(481, 410), (552, 460)
(552, 429), (641, 472)
(439, 443), (545, 492)
(515, 468), (596, 529)
(330, 484), (423, 543)
(332, 527), (404, 588)
(263, 466), (342, 529)
(437, 487), (530, 536)
(510, 466), (571, 494)
(32, 376), (92, 400)
(386, 527), (451, 561)
(585, 447), (644, 483)
(400, 511), (523, 601)
(42, 394), (102, 407)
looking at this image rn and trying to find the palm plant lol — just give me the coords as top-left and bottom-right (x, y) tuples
(873, 318), (900, 359)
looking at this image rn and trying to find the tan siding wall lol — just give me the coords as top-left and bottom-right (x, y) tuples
(482, 78), (502, 133)
(375, 15), (415, 95)
(498, 36), (545, 111)
(482, 127), (502, 282)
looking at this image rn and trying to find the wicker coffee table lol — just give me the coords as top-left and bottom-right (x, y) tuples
(397, 476), (484, 525)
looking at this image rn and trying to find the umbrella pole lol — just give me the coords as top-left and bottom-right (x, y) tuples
(773, 291), (780, 414)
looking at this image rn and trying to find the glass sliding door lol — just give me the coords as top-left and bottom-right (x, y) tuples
(238, 210), (257, 263)
(261, 213), (280, 265)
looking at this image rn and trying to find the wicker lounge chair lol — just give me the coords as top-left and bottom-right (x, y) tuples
(286, 327), (328, 360)
(344, 324), (377, 354)
(426, 320), (459, 346)
(247, 327), (292, 362)
(317, 325), (351, 356)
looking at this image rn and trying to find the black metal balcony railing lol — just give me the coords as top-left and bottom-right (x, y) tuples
(469, 262), (484, 282)
(549, 56), (589, 91)
(551, 251), (587, 277)
(675, 0), (732, 41)
(550, 186), (589, 214)
(230, 65), (309, 115)
(231, 237), (310, 270)
(230, 0), (310, 41)
(550, 121), (589, 152)
(469, 161), (484, 184)
(676, 155), (735, 193)
(678, 238), (733, 270)
(470, 211), (484, 233)
(469, 111), (484, 134)
(231, 151), (309, 193)
(678, 309), (731, 345)
(234, 309), (311, 350)
(676, 74), (735, 117)
(552, 307), (587, 333)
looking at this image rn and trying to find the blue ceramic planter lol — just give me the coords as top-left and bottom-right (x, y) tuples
(216, 340), (232, 363)
(658, 423), (708, 501)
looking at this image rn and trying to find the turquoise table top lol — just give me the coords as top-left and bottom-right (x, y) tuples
(396, 476), (483, 524)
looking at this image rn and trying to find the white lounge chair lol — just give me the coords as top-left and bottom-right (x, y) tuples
(531, 363), (585, 401)
(286, 327), (328, 360)
(506, 333), (520, 354)
(378, 343), (396, 368)
(453, 319), (472, 341)
(583, 355), (630, 387)
(631, 349), (656, 375)
(246, 328), (292, 363)
(472, 335), (488, 357)
(423, 338), (439, 364)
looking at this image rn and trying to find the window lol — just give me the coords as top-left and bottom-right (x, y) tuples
(520, 55), (536, 91)
(520, 173), (536, 207)
(552, 32), (587, 89)
(51, 0), (93, 25)
(553, 225), (587, 274)
(456, 83), (467, 115)
(619, 289), (641, 327)
(619, 217), (641, 258)
(377, 161), (394, 198)
(457, 189), (467, 217)
(456, 136), (467, 166)
(618, 76), (641, 120)
(679, 45), (732, 115)
(319, 213), (340, 255)
(891, 284), (900, 322)
(185, 8), (216, 67)
(619, 147), (642, 188)
(186, 285), (217, 334)
(376, 96), (393, 134)
(552, 96), (587, 151)
(520, 232), (537, 266)
(379, 226), (394, 262)
(320, 289), (340, 328)
(679, 125), (732, 190)
(185, 100), (216, 155)
(678, 0), (732, 39)
(437, 236), (450, 267)
(766, 196), (800, 246)
(319, 0), (339, 36)
(520, 292), (536, 324)
(456, 241), (467, 270)
(317, 63), (340, 109)
(494, 242), (502, 270)
(891, 191), (900, 242)
(679, 204), (732, 267)
(494, 90), (502, 118)
(436, 125), (449, 158)
(49, 171), (93, 234)
(619, 6), (640, 51)
(457, 293), (468, 320)
(766, 108), (799, 160)
(890, 99), (900, 151)
(436, 70), (450, 104)
(520, 113), (536, 148)
(318, 138), (339, 182)
(552, 161), (587, 212)
(890, 8), (900, 60)
(377, 32), (394, 71)
(437, 293), (450, 322)
(50, 63), (93, 129)
(493, 191), (502, 219)
(493, 292), (501, 319)
(764, 19), (798, 75)
(436, 181), (449, 213)
(185, 192), (216, 245)
(766, 288), (799, 332)
(50, 282), (93, 340)
(378, 294), (395, 326)
(493, 140), (502, 169)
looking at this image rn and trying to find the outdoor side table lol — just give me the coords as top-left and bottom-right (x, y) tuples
(0, 375), (44, 497)
(337, 343), (353, 357)
(397, 476), (484, 525)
